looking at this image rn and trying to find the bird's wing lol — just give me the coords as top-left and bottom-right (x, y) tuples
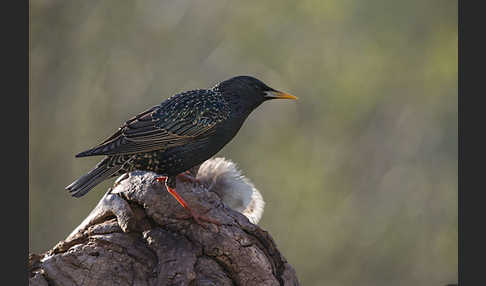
(76, 90), (230, 157)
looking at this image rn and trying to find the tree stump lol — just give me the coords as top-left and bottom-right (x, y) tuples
(29, 158), (300, 286)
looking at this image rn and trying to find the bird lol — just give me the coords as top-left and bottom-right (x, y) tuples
(66, 75), (297, 224)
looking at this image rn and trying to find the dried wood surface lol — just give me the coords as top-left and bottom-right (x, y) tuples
(29, 159), (300, 286)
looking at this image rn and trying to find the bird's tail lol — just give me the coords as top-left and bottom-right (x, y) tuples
(66, 157), (122, 197)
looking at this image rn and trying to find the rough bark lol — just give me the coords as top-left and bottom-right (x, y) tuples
(29, 163), (300, 286)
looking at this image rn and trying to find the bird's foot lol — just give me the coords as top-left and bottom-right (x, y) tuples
(172, 208), (222, 229)
(155, 176), (220, 228)
(156, 175), (188, 206)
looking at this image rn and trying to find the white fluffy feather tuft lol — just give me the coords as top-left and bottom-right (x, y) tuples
(196, 157), (265, 224)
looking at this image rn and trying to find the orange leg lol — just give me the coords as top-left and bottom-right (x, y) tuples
(156, 176), (188, 208)
(155, 175), (220, 227)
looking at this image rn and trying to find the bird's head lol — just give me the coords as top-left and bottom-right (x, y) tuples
(213, 75), (297, 114)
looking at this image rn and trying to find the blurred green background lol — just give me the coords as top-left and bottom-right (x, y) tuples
(30, 1), (457, 285)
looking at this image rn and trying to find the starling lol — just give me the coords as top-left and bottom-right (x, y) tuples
(66, 75), (297, 223)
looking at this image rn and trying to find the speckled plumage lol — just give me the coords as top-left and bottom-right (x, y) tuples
(66, 75), (296, 198)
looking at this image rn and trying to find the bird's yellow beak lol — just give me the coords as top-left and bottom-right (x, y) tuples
(265, 90), (298, 100)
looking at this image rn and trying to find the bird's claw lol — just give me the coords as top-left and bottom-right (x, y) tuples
(155, 174), (218, 228)
(174, 209), (221, 229)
